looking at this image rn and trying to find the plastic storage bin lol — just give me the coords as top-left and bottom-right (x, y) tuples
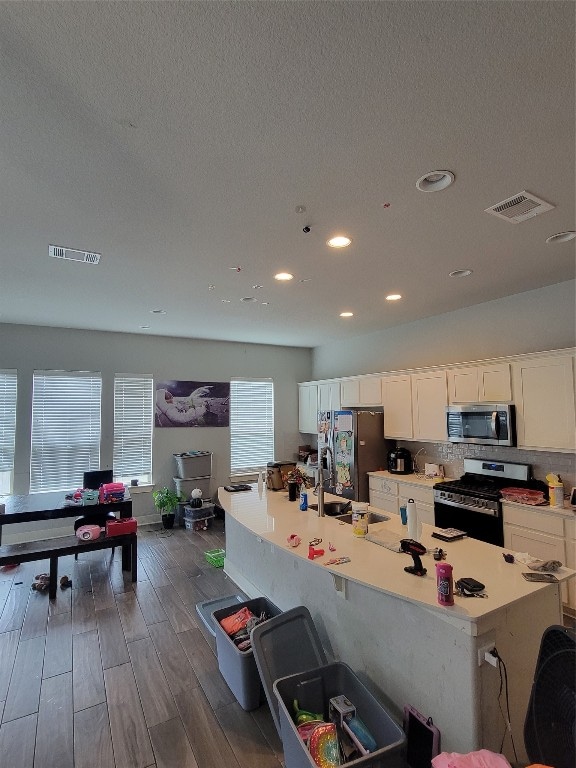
(173, 476), (211, 500)
(212, 596), (281, 711)
(195, 593), (249, 637)
(173, 451), (212, 478)
(252, 606), (406, 768)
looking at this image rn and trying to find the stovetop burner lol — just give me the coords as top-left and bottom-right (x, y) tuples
(435, 473), (507, 499)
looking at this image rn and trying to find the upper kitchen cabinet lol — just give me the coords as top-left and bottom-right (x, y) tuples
(318, 382), (341, 412)
(341, 376), (382, 407)
(411, 370), (448, 441)
(381, 374), (413, 438)
(448, 363), (512, 404)
(512, 352), (576, 452)
(298, 383), (318, 434)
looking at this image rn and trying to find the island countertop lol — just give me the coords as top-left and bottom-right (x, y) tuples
(218, 484), (575, 630)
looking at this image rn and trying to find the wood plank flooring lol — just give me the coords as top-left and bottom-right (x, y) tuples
(0, 521), (284, 768)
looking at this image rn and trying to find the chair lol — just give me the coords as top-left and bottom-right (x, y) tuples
(73, 512), (117, 559)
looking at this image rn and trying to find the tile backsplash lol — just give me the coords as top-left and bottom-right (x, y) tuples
(399, 441), (576, 495)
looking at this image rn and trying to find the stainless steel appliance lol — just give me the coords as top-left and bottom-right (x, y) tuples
(433, 458), (540, 546)
(388, 447), (412, 474)
(446, 403), (515, 446)
(318, 410), (389, 502)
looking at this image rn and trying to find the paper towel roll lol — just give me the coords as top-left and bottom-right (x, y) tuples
(406, 499), (421, 541)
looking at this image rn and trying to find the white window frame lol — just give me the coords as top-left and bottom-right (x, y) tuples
(230, 378), (274, 475)
(30, 370), (102, 493)
(0, 369), (18, 495)
(113, 374), (153, 485)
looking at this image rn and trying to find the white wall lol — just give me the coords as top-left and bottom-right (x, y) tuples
(312, 281), (576, 379)
(0, 324), (313, 498)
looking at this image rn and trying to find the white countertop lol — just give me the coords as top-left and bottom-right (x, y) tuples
(367, 470), (449, 489)
(219, 485), (575, 625)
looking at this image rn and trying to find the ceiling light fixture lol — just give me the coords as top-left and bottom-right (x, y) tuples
(241, 297), (257, 303)
(449, 269), (473, 278)
(150, 309), (166, 315)
(221, 299), (231, 303)
(416, 170), (455, 192)
(139, 325), (150, 329)
(340, 312), (354, 318)
(546, 231), (576, 244)
(274, 272), (293, 281)
(386, 294), (402, 301)
(327, 236), (352, 248)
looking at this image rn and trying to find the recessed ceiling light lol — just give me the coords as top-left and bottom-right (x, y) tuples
(150, 309), (166, 315)
(252, 284), (264, 290)
(221, 299), (231, 303)
(416, 170), (455, 192)
(299, 278), (312, 283)
(386, 294), (402, 301)
(449, 269), (473, 278)
(241, 297), (257, 303)
(340, 312), (354, 318)
(261, 302), (270, 306)
(546, 231), (576, 244)
(327, 236), (352, 248)
(139, 325), (150, 329)
(274, 272), (293, 281)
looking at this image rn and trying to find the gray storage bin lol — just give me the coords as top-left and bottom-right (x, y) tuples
(173, 451), (212, 478)
(251, 606), (406, 768)
(173, 475), (211, 499)
(195, 593), (249, 637)
(212, 596), (281, 711)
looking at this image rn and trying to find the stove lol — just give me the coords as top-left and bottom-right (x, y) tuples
(433, 458), (535, 546)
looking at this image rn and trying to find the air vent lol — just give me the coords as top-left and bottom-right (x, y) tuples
(49, 245), (101, 264)
(484, 191), (554, 223)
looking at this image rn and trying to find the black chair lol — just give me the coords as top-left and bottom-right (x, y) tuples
(73, 512), (117, 559)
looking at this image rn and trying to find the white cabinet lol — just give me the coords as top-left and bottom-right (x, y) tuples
(503, 503), (568, 607)
(411, 371), (447, 441)
(397, 483), (435, 526)
(368, 475), (399, 514)
(565, 516), (576, 612)
(341, 377), (382, 407)
(298, 383), (318, 434)
(512, 353), (576, 451)
(381, 375), (413, 438)
(318, 382), (341, 412)
(448, 363), (512, 403)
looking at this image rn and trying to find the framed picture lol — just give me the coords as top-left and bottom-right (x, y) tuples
(155, 380), (230, 427)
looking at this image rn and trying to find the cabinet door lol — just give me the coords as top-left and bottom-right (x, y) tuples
(479, 364), (511, 402)
(298, 384), (318, 434)
(513, 354), (576, 451)
(341, 380), (360, 407)
(448, 367), (479, 403)
(359, 377), (383, 405)
(411, 371), (447, 441)
(318, 382), (341, 412)
(381, 375), (413, 438)
(504, 526), (566, 572)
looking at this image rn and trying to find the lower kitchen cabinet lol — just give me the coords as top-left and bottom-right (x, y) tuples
(503, 502), (570, 609)
(368, 473), (436, 525)
(398, 484), (435, 525)
(368, 474), (399, 514)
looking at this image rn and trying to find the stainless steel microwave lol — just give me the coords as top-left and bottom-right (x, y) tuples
(446, 403), (515, 446)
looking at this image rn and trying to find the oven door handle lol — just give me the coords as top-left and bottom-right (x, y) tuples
(490, 411), (499, 440)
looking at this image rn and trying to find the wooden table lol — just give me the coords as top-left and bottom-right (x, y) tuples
(0, 491), (133, 569)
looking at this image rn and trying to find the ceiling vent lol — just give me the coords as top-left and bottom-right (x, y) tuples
(484, 191), (555, 223)
(49, 244), (101, 264)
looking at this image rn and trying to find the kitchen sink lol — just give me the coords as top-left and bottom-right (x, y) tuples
(335, 511), (390, 524)
(308, 501), (352, 516)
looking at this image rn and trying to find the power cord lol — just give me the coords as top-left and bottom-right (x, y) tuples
(492, 648), (519, 764)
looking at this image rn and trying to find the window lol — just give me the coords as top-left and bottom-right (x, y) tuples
(230, 379), (274, 474)
(113, 375), (153, 484)
(0, 370), (17, 495)
(30, 371), (102, 493)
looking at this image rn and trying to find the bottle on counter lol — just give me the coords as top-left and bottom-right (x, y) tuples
(352, 502), (369, 537)
(436, 562), (454, 606)
(546, 473), (564, 508)
(299, 489), (308, 511)
(406, 498), (421, 540)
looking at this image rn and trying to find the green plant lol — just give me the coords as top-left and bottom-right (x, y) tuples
(152, 487), (181, 516)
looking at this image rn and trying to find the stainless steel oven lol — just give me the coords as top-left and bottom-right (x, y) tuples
(433, 458), (533, 547)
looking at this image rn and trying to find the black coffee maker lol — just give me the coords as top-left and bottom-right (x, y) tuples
(388, 447), (412, 474)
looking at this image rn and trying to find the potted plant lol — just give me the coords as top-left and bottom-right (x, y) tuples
(152, 487), (181, 529)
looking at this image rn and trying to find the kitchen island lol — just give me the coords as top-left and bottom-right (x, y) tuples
(218, 485), (575, 761)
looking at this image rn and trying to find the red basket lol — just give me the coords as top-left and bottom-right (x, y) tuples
(106, 518), (137, 536)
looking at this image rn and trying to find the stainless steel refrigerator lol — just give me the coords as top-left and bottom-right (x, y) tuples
(317, 409), (390, 501)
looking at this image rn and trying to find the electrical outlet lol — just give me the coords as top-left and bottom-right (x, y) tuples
(478, 642), (496, 666)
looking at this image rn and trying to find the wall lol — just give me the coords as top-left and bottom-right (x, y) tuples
(312, 281), (576, 379)
(0, 323), (313, 504)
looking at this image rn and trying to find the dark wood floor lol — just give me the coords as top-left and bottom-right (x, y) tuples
(0, 520), (284, 768)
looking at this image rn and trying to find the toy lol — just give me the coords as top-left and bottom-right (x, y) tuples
(190, 488), (203, 508)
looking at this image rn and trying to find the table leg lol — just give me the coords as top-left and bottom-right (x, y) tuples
(131, 537), (137, 582)
(49, 556), (57, 599)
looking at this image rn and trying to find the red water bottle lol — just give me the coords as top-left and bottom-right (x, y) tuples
(436, 562), (454, 606)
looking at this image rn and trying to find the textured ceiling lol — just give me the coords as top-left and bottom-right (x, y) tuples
(0, 1), (574, 347)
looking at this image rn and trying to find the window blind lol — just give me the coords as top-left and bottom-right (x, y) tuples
(113, 375), (153, 484)
(230, 379), (274, 473)
(0, 370), (17, 494)
(30, 370), (102, 493)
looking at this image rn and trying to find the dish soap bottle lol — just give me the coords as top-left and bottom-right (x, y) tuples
(546, 473), (564, 508)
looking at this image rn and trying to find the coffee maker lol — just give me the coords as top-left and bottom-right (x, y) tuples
(388, 447), (412, 474)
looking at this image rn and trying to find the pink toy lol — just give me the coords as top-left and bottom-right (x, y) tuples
(76, 524), (102, 541)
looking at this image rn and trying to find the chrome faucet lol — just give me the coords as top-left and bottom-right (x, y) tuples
(315, 446), (334, 517)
